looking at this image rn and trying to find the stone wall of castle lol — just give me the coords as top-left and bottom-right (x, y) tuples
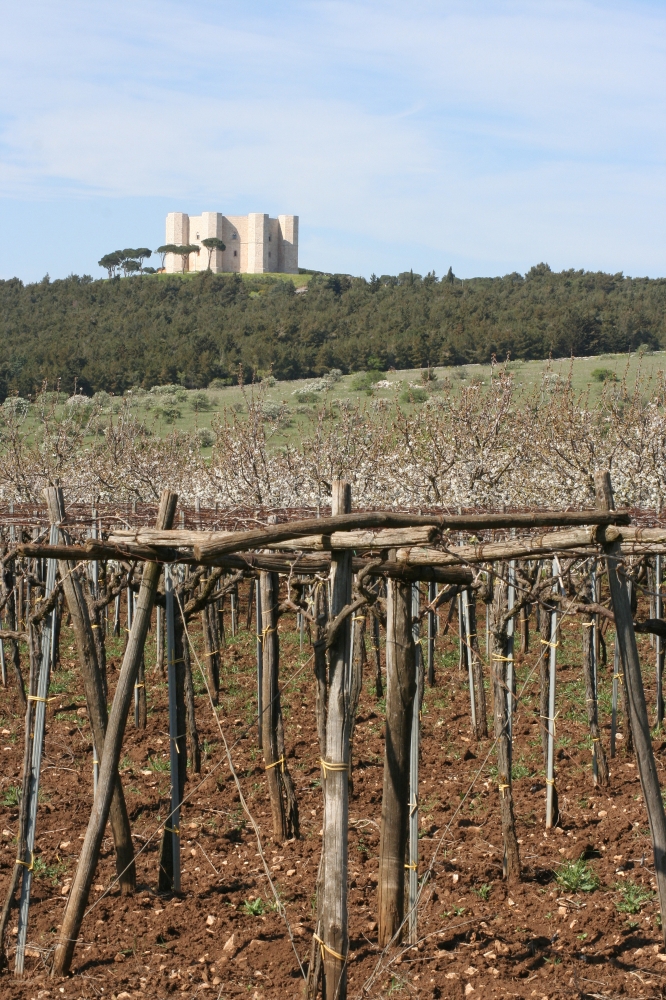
(164, 212), (298, 274)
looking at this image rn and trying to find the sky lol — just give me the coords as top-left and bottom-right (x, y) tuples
(0, 0), (665, 283)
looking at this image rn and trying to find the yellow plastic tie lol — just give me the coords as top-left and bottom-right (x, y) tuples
(540, 711), (559, 738)
(491, 655), (513, 662)
(91, 624), (99, 629)
(261, 626), (276, 638)
(498, 783), (510, 797)
(312, 933), (346, 963)
(92, 759), (99, 765)
(203, 649), (220, 658)
(581, 622), (595, 628)
(540, 639), (559, 648)
(320, 759), (350, 778)
(265, 756), (285, 772)
(135, 683), (145, 689)
(404, 862), (418, 871)
(165, 825), (180, 836)
(545, 778), (555, 786)
(27, 695), (55, 704)
(352, 615), (366, 622)
(16, 851), (34, 871)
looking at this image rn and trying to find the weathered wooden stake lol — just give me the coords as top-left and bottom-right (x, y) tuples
(15, 525), (58, 976)
(260, 570), (287, 842)
(51, 490), (177, 978)
(44, 487), (136, 894)
(596, 470), (666, 944)
(256, 579), (263, 751)
(611, 640), (620, 757)
(378, 570), (417, 946)
(321, 481), (353, 1000)
(427, 580), (436, 686)
(545, 564), (558, 828)
(657, 554), (664, 725)
(491, 569), (521, 881)
(407, 583), (421, 945)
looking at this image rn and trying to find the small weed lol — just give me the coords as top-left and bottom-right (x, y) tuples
(474, 883), (492, 901)
(32, 857), (68, 885)
(147, 755), (170, 773)
(577, 932), (588, 941)
(555, 856), (599, 893)
(614, 881), (653, 914)
(241, 898), (265, 916)
(2, 785), (20, 806)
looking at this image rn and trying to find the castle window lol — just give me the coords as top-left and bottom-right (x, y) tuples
(196, 233), (199, 240)
(268, 235), (271, 242)
(234, 250), (237, 257)
(232, 233), (237, 239)
(268, 251), (271, 258)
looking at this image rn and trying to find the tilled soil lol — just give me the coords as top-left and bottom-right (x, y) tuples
(1, 603), (666, 1000)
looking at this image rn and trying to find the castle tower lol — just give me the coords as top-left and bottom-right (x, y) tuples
(164, 210), (298, 274)
(165, 212), (189, 273)
(278, 215), (299, 274)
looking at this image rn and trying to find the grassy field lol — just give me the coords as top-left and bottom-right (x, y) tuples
(11, 348), (666, 458)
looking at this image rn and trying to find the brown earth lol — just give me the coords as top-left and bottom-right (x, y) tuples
(1, 591), (666, 1000)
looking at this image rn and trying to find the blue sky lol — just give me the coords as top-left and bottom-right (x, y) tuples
(0, 0), (665, 283)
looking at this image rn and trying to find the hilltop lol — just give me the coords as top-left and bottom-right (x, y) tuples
(1, 264), (665, 400)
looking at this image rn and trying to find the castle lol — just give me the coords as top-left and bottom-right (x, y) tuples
(164, 212), (298, 274)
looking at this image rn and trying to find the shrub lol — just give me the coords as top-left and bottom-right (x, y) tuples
(197, 428), (215, 447)
(614, 880), (653, 914)
(2, 397), (29, 418)
(208, 378), (232, 389)
(294, 391), (318, 403)
(150, 383), (188, 402)
(555, 856), (599, 893)
(399, 386), (428, 404)
(190, 390), (213, 412)
(421, 367), (437, 382)
(591, 368), (618, 383)
(153, 400), (182, 423)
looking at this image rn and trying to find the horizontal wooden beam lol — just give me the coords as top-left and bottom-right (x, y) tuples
(192, 510), (631, 561)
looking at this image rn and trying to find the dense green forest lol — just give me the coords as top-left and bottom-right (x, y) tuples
(1, 263), (665, 399)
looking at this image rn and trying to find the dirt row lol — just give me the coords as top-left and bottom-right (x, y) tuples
(0, 595), (665, 999)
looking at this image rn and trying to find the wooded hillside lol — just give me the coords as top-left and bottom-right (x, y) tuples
(1, 263), (665, 399)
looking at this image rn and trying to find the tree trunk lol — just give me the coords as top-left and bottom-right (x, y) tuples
(377, 575), (416, 947)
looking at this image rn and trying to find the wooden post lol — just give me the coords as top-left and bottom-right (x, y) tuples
(321, 481), (353, 1000)
(596, 470), (666, 943)
(14, 525), (58, 976)
(407, 584), (421, 945)
(156, 604), (164, 676)
(461, 588), (477, 735)
(426, 580), (436, 686)
(582, 573), (609, 786)
(491, 569), (521, 881)
(377, 570), (417, 946)
(256, 579), (263, 751)
(611, 640), (620, 757)
(160, 565), (182, 893)
(51, 490), (177, 978)
(465, 590), (488, 740)
(545, 563), (558, 828)
(260, 570), (287, 842)
(43, 487), (136, 895)
(657, 554), (664, 726)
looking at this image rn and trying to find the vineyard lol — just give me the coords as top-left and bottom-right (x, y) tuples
(0, 470), (666, 1000)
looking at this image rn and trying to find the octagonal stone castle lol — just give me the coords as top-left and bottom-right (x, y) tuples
(164, 211), (298, 274)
